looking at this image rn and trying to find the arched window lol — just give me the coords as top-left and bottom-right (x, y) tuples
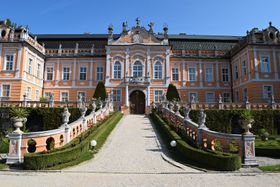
(133, 61), (143, 77)
(154, 61), (163, 79)
(113, 61), (121, 79)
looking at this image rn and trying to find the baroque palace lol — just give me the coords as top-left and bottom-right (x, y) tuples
(0, 19), (279, 114)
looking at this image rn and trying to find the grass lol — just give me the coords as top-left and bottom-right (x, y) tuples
(259, 164), (280, 172)
(0, 163), (7, 170)
(255, 136), (280, 148)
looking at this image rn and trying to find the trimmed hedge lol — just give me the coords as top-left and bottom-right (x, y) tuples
(150, 112), (241, 171)
(179, 109), (280, 134)
(23, 112), (123, 170)
(255, 147), (280, 158)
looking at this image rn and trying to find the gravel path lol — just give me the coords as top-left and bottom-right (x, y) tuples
(68, 115), (199, 173)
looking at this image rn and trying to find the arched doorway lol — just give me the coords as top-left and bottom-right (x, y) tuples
(129, 90), (145, 114)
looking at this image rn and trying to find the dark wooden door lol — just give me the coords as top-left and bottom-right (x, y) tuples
(130, 90), (145, 114)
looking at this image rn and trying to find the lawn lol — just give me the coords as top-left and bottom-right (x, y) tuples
(0, 163), (7, 170)
(255, 136), (280, 148)
(259, 164), (280, 172)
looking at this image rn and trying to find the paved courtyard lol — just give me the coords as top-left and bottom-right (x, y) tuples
(1, 114), (280, 187)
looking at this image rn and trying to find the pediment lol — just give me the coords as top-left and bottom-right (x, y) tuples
(111, 27), (164, 45)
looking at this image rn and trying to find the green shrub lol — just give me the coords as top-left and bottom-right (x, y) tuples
(23, 112), (123, 170)
(0, 137), (9, 153)
(150, 112), (241, 171)
(255, 147), (280, 158)
(93, 81), (107, 101)
(166, 84), (180, 101)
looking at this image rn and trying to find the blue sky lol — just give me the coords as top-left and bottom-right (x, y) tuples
(1, 0), (279, 36)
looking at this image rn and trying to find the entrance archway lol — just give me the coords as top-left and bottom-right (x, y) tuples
(129, 90), (145, 114)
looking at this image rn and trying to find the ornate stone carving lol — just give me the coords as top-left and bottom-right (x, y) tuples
(183, 105), (191, 120)
(62, 107), (71, 125)
(198, 109), (207, 129)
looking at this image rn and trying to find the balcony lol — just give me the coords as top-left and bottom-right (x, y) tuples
(124, 76), (150, 86)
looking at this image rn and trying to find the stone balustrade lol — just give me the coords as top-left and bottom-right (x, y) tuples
(6, 99), (114, 164)
(157, 101), (258, 166)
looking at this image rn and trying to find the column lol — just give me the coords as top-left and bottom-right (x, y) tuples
(125, 48), (129, 76)
(15, 49), (22, 78)
(72, 59), (76, 86)
(55, 59), (60, 86)
(90, 59), (93, 86)
(273, 49), (279, 80)
(125, 84), (129, 107)
(147, 47), (151, 76)
(182, 62), (186, 87)
(165, 49), (171, 85)
(105, 48), (111, 86)
(147, 86), (150, 106)
(216, 62), (220, 87)
(253, 48), (259, 80)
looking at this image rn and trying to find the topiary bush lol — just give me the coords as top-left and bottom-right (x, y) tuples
(93, 81), (107, 101)
(166, 84), (180, 102)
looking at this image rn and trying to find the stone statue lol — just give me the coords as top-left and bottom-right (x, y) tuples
(161, 93), (167, 103)
(184, 105), (191, 120)
(122, 21), (128, 33)
(198, 109), (207, 129)
(49, 93), (54, 107)
(62, 107), (71, 125)
(77, 93), (83, 108)
(148, 22), (154, 33)
(136, 17), (140, 27)
(191, 95), (196, 104)
(218, 94), (223, 104)
(92, 99), (97, 112)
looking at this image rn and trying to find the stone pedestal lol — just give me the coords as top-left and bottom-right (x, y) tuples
(242, 134), (258, 166)
(6, 133), (23, 164)
(64, 125), (71, 144)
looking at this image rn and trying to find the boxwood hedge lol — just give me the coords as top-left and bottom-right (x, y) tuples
(23, 112), (123, 170)
(150, 112), (241, 171)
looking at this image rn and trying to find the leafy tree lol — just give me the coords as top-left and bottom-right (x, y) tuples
(93, 81), (107, 101)
(166, 84), (180, 101)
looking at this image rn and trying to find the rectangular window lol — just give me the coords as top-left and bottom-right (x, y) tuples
(242, 60), (247, 76)
(222, 67), (229, 82)
(46, 67), (53, 80)
(188, 67), (196, 81)
(4, 55), (14, 71)
(37, 63), (41, 78)
(263, 86), (273, 99)
(223, 92), (231, 103)
(261, 56), (271, 73)
(44, 92), (52, 99)
(36, 90), (40, 101)
(28, 58), (32, 74)
(2, 85), (11, 97)
(26, 87), (32, 99)
(235, 91), (239, 102)
(79, 67), (87, 80)
(154, 90), (163, 102)
(63, 67), (70, 80)
(172, 68), (179, 81)
(61, 92), (69, 102)
(206, 93), (215, 103)
(189, 92), (198, 102)
(77, 92), (86, 102)
(112, 89), (121, 102)
(205, 65), (214, 81)
(234, 65), (238, 80)
(96, 67), (104, 81)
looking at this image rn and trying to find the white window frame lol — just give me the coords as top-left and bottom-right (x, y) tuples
(96, 66), (104, 81)
(205, 92), (215, 103)
(113, 61), (122, 79)
(112, 89), (121, 102)
(2, 84), (11, 97)
(60, 91), (69, 102)
(79, 66), (87, 81)
(4, 54), (14, 71)
(37, 63), (41, 78)
(62, 66), (71, 81)
(154, 90), (163, 102)
(132, 60), (144, 78)
(28, 58), (32, 74)
(35, 89), (40, 101)
(222, 66), (229, 82)
(189, 92), (198, 103)
(263, 85), (273, 99)
(205, 64), (214, 82)
(44, 92), (52, 99)
(188, 66), (196, 81)
(77, 91), (86, 102)
(172, 67), (179, 81)
(26, 87), (32, 100)
(235, 91), (239, 102)
(260, 55), (271, 73)
(46, 66), (54, 81)
(153, 61), (163, 80)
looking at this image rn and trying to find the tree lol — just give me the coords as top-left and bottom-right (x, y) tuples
(93, 81), (107, 101)
(166, 84), (180, 101)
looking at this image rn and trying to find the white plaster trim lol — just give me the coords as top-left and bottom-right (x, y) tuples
(253, 48), (259, 80)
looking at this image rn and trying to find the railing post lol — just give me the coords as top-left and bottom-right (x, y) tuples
(197, 109), (208, 146)
(245, 96), (251, 110)
(6, 133), (23, 164)
(218, 94), (224, 110)
(270, 94), (276, 110)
